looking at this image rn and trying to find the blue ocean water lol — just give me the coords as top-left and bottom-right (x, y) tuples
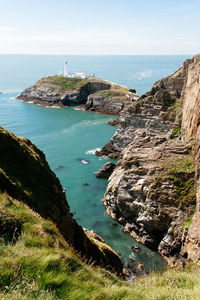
(0, 54), (191, 271)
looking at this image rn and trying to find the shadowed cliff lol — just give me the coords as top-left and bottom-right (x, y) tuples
(0, 126), (122, 274)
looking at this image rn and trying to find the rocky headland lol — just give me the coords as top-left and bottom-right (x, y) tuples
(16, 56), (200, 267)
(1, 56), (200, 298)
(97, 54), (200, 266)
(17, 75), (138, 115)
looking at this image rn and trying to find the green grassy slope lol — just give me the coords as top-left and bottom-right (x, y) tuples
(1, 192), (200, 300)
(0, 126), (200, 299)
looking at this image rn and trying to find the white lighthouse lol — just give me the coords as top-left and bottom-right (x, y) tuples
(64, 61), (68, 77)
(63, 61), (94, 79)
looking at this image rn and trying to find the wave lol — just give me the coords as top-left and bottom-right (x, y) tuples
(81, 159), (89, 164)
(98, 156), (109, 161)
(62, 119), (110, 134)
(85, 148), (101, 155)
(129, 70), (153, 81)
(136, 70), (153, 80)
(45, 105), (60, 109)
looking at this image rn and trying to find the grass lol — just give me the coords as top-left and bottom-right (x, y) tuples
(164, 156), (196, 206)
(43, 76), (132, 96)
(45, 75), (88, 91)
(44, 75), (122, 93)
(1, 192), (200, 300)
(0, 126), (200, 299)
(171, 127), (182, 139)
(93, 88), (129, 97)
(183, 211), (195, 230)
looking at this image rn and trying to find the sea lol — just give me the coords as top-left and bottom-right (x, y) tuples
(0, 54), (191, 272)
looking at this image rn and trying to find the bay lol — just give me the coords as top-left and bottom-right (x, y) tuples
(0, 54), (191, 271)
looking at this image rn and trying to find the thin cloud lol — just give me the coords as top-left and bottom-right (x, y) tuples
(0, 29), (129, 46)
(0, 26), (19, 31)
(128, 17), (138, 22)
(138, 27), (152, 32)
(172, 4), (193, 11)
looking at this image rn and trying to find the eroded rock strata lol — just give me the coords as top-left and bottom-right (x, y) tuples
(17, 76), (138, 115)
(98, 54), (200, 265)
(0, 126), (122, 274)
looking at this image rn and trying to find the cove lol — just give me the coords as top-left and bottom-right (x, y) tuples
(0, 92), (165, 272)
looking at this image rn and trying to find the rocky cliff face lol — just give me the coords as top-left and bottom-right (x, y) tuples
(96, 62), (188, 158)
(17, 76), (137, 116)
(180, 54), (200, 262)
(0, 126), (122, 274)
(98, 55), (200, 265)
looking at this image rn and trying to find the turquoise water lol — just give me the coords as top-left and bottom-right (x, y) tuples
(0, 55), (191, 271)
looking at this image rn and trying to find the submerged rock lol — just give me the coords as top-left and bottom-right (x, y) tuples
(77, 158), (90, 164)
(95, 162), (116, 178)
(55, 165), (67, 171)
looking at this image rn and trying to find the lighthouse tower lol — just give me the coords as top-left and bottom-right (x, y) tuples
(64, 61), (68, 77)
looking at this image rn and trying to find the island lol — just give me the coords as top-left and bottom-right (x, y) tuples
(17, 75), (139, 115)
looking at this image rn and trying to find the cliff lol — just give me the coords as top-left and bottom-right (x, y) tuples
(180, 54), (200, 261)
(1, 61), (200, 299)
(17, 75), (138, 115)
(0, 126), (122, 274)
(97, 54), (200, 266)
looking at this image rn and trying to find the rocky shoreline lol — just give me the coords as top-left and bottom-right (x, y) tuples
(17, 75), (138, 116)
(97, 54), (200, 266)
(17, 55), (200, 269)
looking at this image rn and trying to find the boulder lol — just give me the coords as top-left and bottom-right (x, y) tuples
(95, 162), (116, 178)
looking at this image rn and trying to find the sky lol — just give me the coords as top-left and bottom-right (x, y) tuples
(0, 0), (199, 55)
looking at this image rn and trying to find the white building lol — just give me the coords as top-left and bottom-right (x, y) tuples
(63, 61), (94, 79)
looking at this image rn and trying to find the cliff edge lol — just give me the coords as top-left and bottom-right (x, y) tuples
(0, 126), (122, 274)
(97, 54), (200, 266)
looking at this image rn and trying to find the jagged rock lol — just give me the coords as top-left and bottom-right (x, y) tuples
(95, 162), (116, 178)
(108, 119), (120, 127)
(181, 212), (200, 261)
(103, 136), (194, 252)
(180, 54), (200, 261)
(85, 91), (134, 115)
(99, 54), (200, 265)
(97, 61), (188, 158)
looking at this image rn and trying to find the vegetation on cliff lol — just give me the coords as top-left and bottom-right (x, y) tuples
(44, 75), (130, 93)
(0, 126), (122, 274)
(0, 125), (200, 299)
(42, 75), (114, 92)
(1, 192), (200, 299)
(17, 75), (137, 115)
(1, 54), (200, 298)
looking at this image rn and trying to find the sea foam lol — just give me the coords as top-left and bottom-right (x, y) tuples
(85, 148), (101, 155)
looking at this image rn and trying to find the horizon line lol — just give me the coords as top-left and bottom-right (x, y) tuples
(0, 53), (194, 56)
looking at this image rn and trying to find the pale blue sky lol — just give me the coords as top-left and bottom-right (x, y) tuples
(0, 0), (199, 54)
